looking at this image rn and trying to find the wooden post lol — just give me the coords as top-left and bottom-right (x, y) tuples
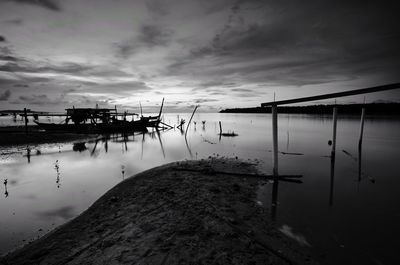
(331, 107), (338, 155)
(185, 105), (198, 137)
(219, 121), (222, 135)
(24, 108), (28, 135)
(358, 107), (366, 148)
(272, 104), (278, 176)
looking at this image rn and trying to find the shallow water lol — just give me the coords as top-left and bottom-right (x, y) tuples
(0, 113), (399, 264)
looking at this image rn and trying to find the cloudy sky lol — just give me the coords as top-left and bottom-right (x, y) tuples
(0, 0), (399, 112)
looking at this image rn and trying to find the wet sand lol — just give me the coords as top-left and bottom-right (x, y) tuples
(0, 159), (317, 265)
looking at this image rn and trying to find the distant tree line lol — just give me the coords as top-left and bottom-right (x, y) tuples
(220, 103), (400, 115)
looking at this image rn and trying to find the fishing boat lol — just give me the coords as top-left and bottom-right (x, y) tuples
(34, 99), (166, 133)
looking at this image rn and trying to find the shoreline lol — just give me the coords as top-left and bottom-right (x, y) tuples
(0, 159), (317, 265)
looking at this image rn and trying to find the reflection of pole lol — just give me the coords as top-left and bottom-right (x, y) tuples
(358, 143), (362, 183)
(26, 146), (31, 163)
(358, 108), (366, 148)
(185, 135), (193, 159)
(4, 179), (9, 198)
(105, 137), (108, 153)
(219, 121), (222, 141)
(329, 154), (335, 207)
(24, 108), (28, 135)
(156, 129), (165, 158)
(272, 105), (279, 176)
(271, 179), (279, 221)
(141, 133), (145, 160)
(331, 107), (338, 155)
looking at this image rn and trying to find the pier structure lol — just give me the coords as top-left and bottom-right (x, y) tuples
(261, 82), (400, 177)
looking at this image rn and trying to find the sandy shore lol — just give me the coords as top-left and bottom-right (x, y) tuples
(0, 159), (317, 265)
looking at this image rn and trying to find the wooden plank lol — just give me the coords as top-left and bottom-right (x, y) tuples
(261, 83), (400, 106)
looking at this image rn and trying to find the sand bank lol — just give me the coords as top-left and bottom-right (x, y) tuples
(0, 159), (317, 265)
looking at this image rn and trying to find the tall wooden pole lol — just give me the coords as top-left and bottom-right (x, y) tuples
(331, 107), (338, 155)
(358, 107), (366, 148)
(272, 104), (279, 176)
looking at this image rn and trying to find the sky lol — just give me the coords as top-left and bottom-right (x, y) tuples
(0, 0), (399, 112)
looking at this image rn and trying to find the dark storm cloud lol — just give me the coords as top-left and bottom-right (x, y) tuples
(167, 0), (400, 87)
(13, 84), (29, 87)
(0, 35), (6, 42)
(194, 98), (218, 104)
(116, 24), (173, 58)
(18, 94), (50, 104)
(197, 80), (237, 88)
(76, 80), (153, 95)
(0, 90), (11, 100)
(231, 88), (253, 92)
(0, 46), (17, 61)
(140, 25), (173, 46)
(145, 0), (169, 16)
(2, 18), (24, 25)
(8, 0), (61, 11)
(0, 61), (93, 74)
(0, 58), (132, 82)
(0, 55), (17, 61)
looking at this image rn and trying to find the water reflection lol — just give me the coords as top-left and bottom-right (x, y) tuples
(3, 179), (8, 198)
(329, 154), (335, 207)
(121, 165), (125, 180)
(26, 146), (31, 163)
(36, 206), (75, 220)
(72, 142), (87, 152)
(155, 129), (166, 158)
(90, 140), (99, 157)
(271, 179), (279, 221)
(1, 113), (399, 264)
(54, 160), (61, 188)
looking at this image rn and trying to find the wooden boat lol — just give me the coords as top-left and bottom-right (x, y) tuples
(34, 99), (166, 133)
(34, 121), (93, 133)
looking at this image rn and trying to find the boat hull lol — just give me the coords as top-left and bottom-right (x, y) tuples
(35, 121), (148, 133)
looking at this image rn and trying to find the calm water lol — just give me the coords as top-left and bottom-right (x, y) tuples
(0, 113), (399, 264)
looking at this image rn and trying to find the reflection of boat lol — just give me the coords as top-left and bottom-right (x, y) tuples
(34, 99), (166, 134)
(34, 122), (93, 132)
(73, 142), (87, 152)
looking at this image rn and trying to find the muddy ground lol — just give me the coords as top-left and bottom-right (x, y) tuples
(0, 159), (318, 265)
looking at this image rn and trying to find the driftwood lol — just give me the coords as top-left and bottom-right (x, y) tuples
(173, 167), (303, 183)
(218, 121), (238, 137)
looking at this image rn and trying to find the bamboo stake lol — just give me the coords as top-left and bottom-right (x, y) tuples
(185, 105), (198, 137)
(272, 104), (278, 176)
(358, 107), (366, 148)
(331, 107), (338, 155)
